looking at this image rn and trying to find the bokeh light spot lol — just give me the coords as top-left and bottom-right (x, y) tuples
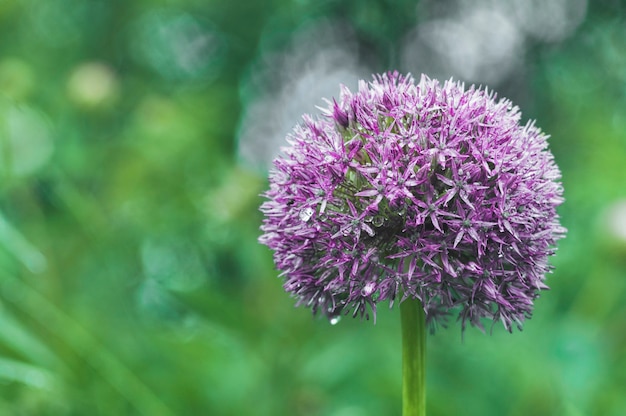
(0, 58), (35, 101)
(130, 9), (224, 82)
(67, 62), (119, 109)
(0, 100), (53, 177)
(237, 19), (370, 171)
(402, 8), (523, 85)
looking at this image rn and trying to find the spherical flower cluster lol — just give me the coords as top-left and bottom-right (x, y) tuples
(259, 72), (565, 332)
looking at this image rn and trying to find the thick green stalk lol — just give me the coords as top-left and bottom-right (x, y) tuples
(400, 297), (426, 416)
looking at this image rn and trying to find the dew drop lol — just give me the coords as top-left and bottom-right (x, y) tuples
(299, 207), (314, 222)
(372, 216), (384, 227)
(329, 316), (341, 325)
(361, 281), (376, 297)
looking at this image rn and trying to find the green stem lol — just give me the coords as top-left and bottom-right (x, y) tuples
(400, 297), (426, 416)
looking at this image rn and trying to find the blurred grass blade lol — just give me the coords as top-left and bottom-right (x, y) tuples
(0, 302), (63, 369)
(0, 356), (56, 390)
(0, 211), (47, 273)
(2, 272), (176, 416)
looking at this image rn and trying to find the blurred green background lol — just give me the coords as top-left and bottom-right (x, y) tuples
(0, 0), (625, 415)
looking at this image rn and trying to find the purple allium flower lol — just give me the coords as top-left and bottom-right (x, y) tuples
(259, 72), (565, 332)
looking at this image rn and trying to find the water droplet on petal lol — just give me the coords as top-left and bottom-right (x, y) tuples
(372, 216), (384, 227)
(329, 316), (341, 325)
(361, 281), (376, 296)
(299, 207), (314, 222)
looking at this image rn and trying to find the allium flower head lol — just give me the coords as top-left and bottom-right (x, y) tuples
(259, 72), (565, 332)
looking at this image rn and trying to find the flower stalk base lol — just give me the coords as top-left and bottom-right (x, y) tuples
(401, 297), (426, 416)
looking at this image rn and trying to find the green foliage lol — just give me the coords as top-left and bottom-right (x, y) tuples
(0, 0), (625, 415)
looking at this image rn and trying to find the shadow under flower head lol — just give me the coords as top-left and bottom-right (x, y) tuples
(259, 72), (566, 333)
